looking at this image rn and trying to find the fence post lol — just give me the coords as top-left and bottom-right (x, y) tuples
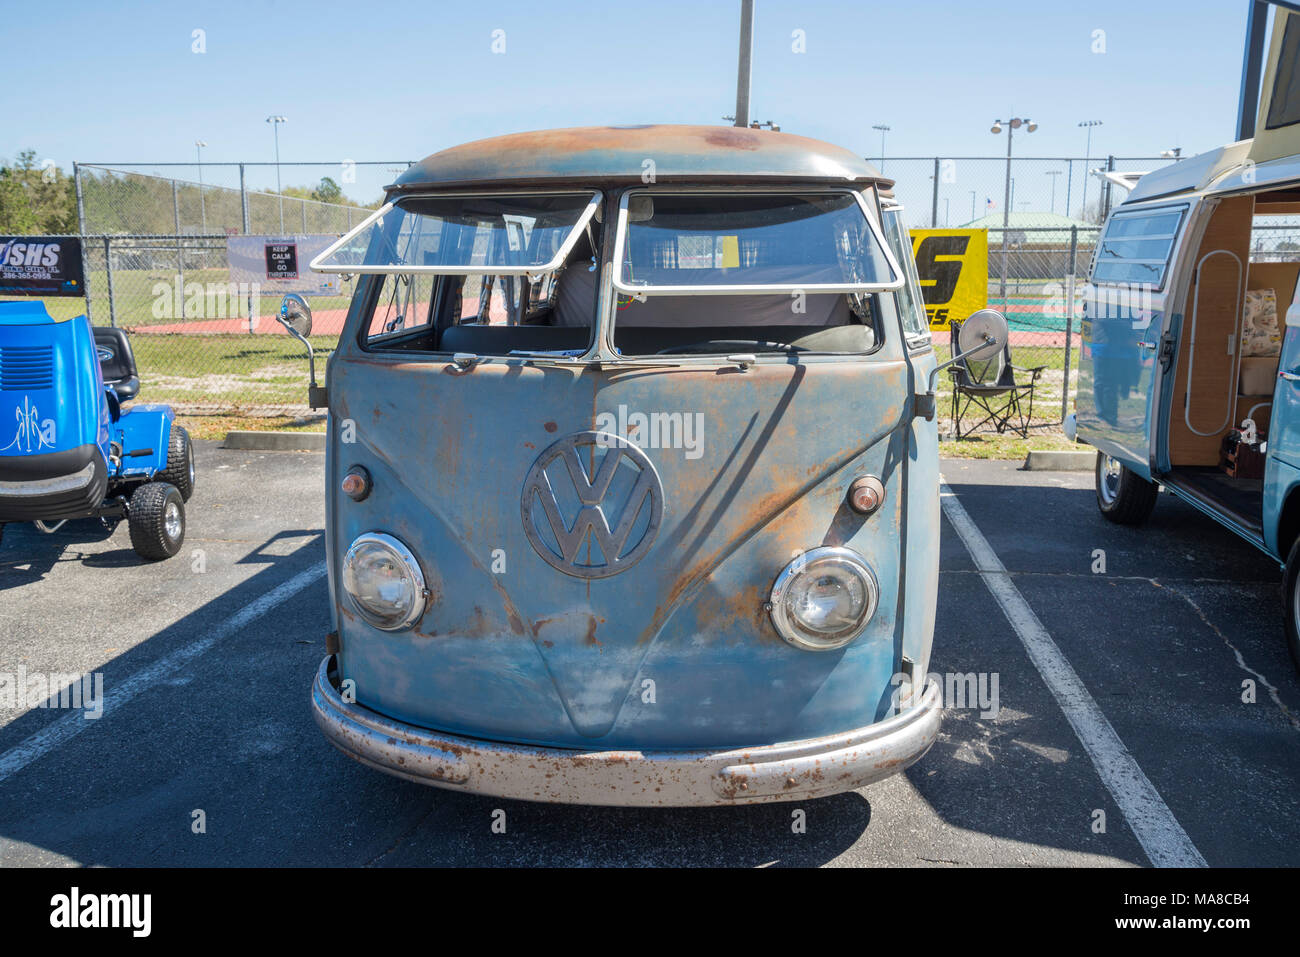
(1062, 225), (1078, 424)
(1103, 155), (1116, 220)
(302, 198), (307, 234)
(73, 162), (92, 323)
(239, 163), (250, 235)
(174, 179), (185, 319)
(103, 236), (116, 328)
(931, 158), (940, 228)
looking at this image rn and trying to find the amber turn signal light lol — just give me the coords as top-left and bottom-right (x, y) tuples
(847, 475), (885, 515)
(342, 466), (372, 502)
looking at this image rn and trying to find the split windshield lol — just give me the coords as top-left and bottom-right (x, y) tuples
(613, 191), (899, 294)
(347, 188), (898, 359)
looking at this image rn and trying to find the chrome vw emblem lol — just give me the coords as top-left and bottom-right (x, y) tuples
(521, 431), (663, 579)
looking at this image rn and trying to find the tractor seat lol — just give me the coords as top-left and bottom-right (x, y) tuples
(92, 326), (141, 402)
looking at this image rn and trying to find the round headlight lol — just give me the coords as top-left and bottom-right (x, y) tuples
(769, 546), (879, 651)
(342, 532), (427, 631)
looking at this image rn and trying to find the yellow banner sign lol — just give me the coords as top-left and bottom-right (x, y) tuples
(908, 229), (988, 330)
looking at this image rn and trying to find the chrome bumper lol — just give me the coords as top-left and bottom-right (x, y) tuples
(311, 655), (943, 806)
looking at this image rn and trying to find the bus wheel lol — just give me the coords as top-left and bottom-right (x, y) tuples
(1095, 452), (1159, 525)
(1283, 538), (1300, 675)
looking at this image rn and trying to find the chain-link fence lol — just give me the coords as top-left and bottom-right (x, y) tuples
(882, 155), (1168, 431)
(0, 155), (1180, 424)
(53, 162), (413, 415)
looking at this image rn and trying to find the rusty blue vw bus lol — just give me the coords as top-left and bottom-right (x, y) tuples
(301, 125), (988, 805)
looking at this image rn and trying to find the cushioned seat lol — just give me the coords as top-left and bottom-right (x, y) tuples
(91, 326), (141, 401)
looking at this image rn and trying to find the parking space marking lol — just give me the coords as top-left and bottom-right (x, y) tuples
(940, 483), (1207, 868)
(0, 562), (326, 784)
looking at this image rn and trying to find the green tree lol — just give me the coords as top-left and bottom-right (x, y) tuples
(0, 150), (77, 234)
(312, 176), (343, 204)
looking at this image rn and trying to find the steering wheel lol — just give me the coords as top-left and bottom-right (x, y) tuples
(653, 339), (800, 356)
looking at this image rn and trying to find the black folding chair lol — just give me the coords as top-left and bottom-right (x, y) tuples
(948, 318), (1044, 438)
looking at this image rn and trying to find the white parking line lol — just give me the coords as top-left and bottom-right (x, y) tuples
(940, 483), (1207, 868)
(0, 562), (327, 784)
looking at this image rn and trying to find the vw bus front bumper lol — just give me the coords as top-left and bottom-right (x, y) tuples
(311, 655), (943, 806)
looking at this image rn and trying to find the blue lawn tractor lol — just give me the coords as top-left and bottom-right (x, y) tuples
(0, 302), (194, 560)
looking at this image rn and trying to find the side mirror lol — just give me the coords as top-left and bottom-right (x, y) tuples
(275, 294), (326, 409)
(957, 309), (1010, 361)
(914, 309), (1011, 421)
(277, 293), (313, 337)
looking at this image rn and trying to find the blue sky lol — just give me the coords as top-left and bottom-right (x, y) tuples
(0, 0), (1254, 208)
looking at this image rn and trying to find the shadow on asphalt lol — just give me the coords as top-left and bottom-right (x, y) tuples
(0, 519), (127, 588)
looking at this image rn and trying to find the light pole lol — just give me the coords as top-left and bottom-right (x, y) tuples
(195, 140), (208, 232)
(991, 116), (1037, 300)
(1078, 120), (1102, 220)
(944, 197), (950, 226)
(733, 0), (754, 128)
(266, 115), (287, 233)
(872, 124), (891, 173)
(1046, 169), (1061, 214)
(969, 190), (976, 222)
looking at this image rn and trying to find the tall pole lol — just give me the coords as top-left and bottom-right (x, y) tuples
(1046, 169), (1061, 214)
(992, 116), (1035, 300)
(970, 190), (976, 222)
(1001, 122), (1013, 301)
(195, 140), (207, 233)
(1079, 120), (1102, 222)
(872, 124), (890, 173)
(274, 123), (282, 234)
(734, 0), (754, 128)
(267, 115), (287, 234)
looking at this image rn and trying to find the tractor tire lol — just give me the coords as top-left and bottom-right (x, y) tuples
(1282, 537), (1300, 676)
(128, 482), (185, 560)
(156, 424), (195, 502)
(1095, 451), (1159, 526)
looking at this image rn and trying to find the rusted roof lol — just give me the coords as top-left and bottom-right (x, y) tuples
(390, 125), (887, 191)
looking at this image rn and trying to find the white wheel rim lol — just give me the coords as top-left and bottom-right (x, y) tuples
(164, 501), (182, 540)
(1099, 455), (1123, 505)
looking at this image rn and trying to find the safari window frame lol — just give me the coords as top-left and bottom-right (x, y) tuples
(310, 190), (604, 277)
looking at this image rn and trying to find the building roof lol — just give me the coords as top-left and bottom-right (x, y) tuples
(390, 125), (888, 191)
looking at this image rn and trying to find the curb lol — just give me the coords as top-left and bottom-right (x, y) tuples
(1023, 449), (1095, 471)
(223, 430), (326, 452)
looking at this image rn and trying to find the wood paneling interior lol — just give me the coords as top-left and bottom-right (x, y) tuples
(1237, 255), (1297, 440)
(1169, 195), (1253, 465)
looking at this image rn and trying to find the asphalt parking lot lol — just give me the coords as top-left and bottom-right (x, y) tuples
(1, 442), (1298, 867)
